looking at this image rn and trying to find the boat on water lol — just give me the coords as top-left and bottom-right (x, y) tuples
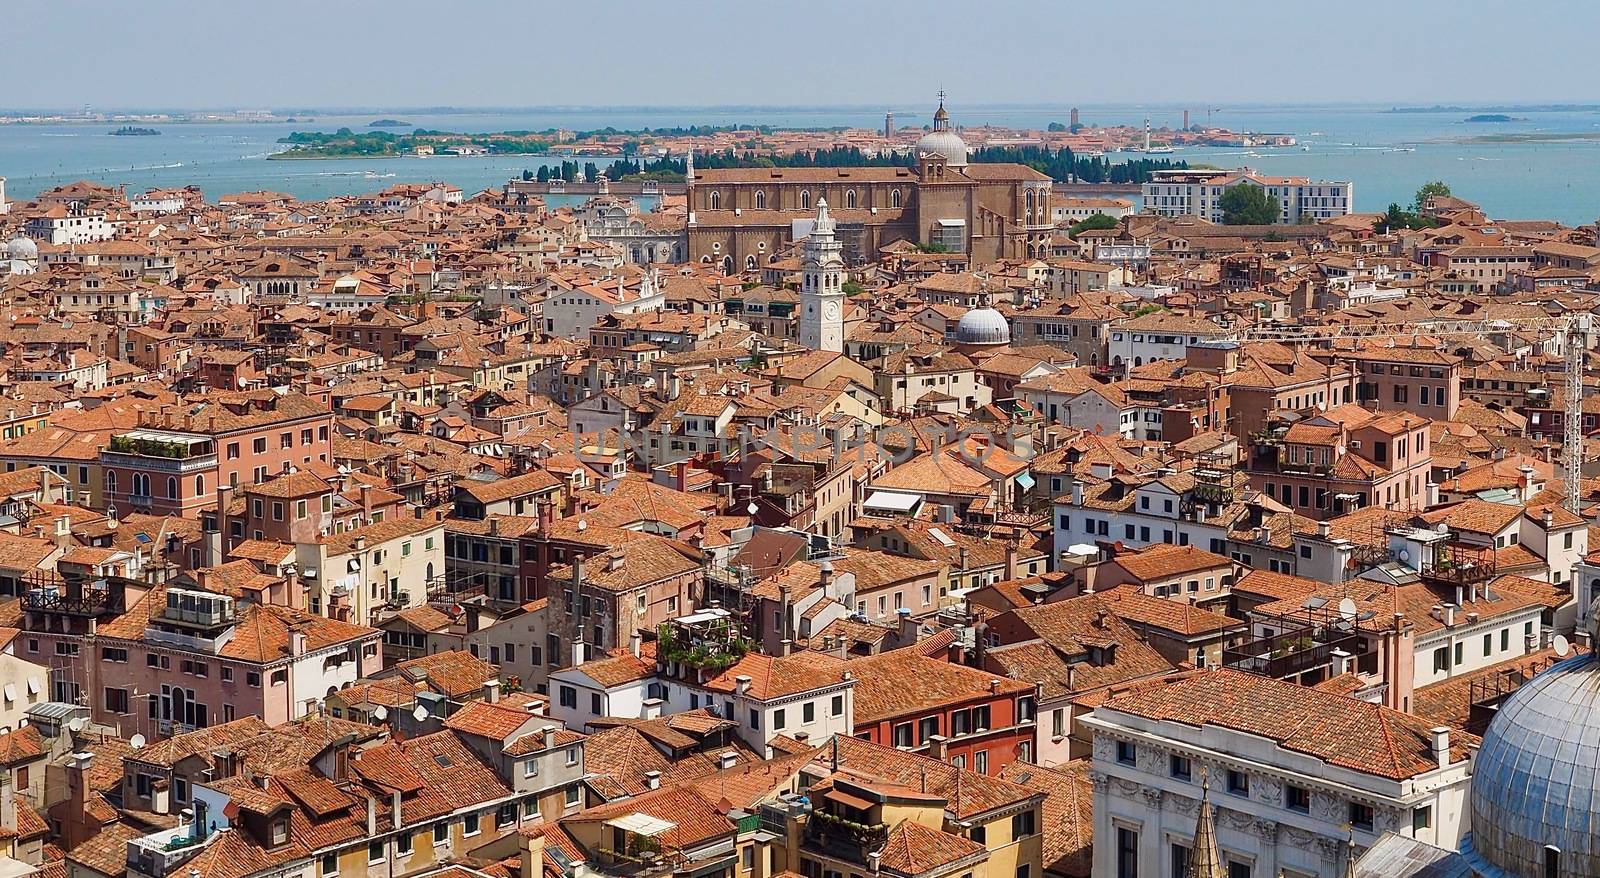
(1143, 146), (1176, 155)
(110, 126), (160, 136)
(1078, 150), (1105, 158)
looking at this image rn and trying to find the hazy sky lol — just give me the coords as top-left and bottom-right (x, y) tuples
(7, 0), (1600, 109)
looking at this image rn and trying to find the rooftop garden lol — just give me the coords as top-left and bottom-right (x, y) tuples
(109, 435), (207, 459)
(656, 618), (753, 672)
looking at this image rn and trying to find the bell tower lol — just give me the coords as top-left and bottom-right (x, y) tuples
(799, 198), (845, 353)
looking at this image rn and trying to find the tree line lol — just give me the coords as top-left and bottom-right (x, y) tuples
(520, 145), (1186, 185)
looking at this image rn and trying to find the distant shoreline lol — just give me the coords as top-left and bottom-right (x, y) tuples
(1390, 104), (1600, 114)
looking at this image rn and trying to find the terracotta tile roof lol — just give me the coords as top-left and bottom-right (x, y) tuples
(989, 594), (1176, 694)
(1095, 586), (1245, 637)
(563, 784), (735, 851)
(876, 818), (987, 876)
(701, 650), (849, 700)
(581, 726), (672, 798)
(457, 468), (563, 503)
(1107, 544), (1232, 582)
(444, 700), (540, 742)
(1419, 499), (1523, 536)
(825, 736), (1036, 819)
(395, 649), (500, 700)
(846, 649), (1032, 724)
(390, 604), (455, 634)
(1413, 645), (1584, 731)
(998, 760), (1092, 878)
(1231, 569), (1325, 603)
(571, 649), (657, 688)
(1098, 668), (1476, 780)
(0, 725), (44, 764)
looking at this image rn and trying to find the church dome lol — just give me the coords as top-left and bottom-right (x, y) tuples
(1462, 643), (1600, 877)
(955, 306), (1010, 346)
(5, 236), (36, 260)
(916, 99), (968, 167)
(916, 129), (969, 167)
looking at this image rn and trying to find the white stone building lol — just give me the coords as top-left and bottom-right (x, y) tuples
(1141, 169), (1353, 224)
(1084, 668), (1471, 878)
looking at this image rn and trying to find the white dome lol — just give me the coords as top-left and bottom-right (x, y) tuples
(955, 307), (1010, 346)
(916, 129), (969, 167)
(5, 236), (37, 260)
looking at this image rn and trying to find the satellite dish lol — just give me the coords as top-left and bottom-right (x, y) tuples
(747, 502), (759, 516)
(1337, 598), (1358, 621)
(412, 705), (430, 722)
(577, 519), (588, 532)
(373, 706), (388, 721)
(1554, 634), (1572, 657)
(67, 718), (86, 733)
(1397, 548), (1411, 563)
(129, 733), (146, 749)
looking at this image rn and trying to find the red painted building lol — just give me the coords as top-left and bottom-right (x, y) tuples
(844, 648), (1038, 775)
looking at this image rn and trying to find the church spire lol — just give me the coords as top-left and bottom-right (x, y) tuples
(933, 89), (951, 131)
(814, 197), (834, 235)
(1186, 769), (1223, 878)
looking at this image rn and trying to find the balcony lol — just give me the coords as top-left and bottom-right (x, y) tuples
(126, 822), (216, 878)
(104, 431), (218, 473)
(144, 625), (233, 654)
(1420, 542), (1497, 590)
(23, 579), (125, 617)
(804, 811), (889, 865)
(1224, 625), (1368, 680)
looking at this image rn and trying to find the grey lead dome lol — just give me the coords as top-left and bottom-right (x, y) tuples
(955, 307), (1010, 346)
(1461, 611), (1600, 877)
(5, 236), (37, 259)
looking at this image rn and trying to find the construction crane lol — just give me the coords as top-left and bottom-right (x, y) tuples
(1218, 313), (1593, 513)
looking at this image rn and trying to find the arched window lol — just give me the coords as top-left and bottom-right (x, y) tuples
(845, 189), (858, 209)
(746, 255), (758, 270)
(105, 470), (117, 496)
(426, 562), (435, 583)
(754, 190), (766, 209)
(801, 191), (811, 210)
(167, 477), (178, 499)
(891, 189), (901, 208)
(195, 474), (205, 496)
(708, 191), (721, 210)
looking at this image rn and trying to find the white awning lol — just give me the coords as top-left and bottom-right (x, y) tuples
(606, 812), (677, 837)
(3, 684), (16, 703)
(863, 490), (922, 513)
(676, 608), (731, 625)
(25, 677), (39, 695)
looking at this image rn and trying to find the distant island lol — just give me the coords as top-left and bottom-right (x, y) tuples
(368, 119), (413, 127)
(1391, 104), (1600, 113)
(109, 126), (160, 136)
(271, 127), (553, 159)
(1464, 114), (1524, 123)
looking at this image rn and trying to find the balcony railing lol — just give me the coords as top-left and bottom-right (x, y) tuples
(102, 451), (218, 474)
(24, 583), (124, 616)
(1223, 624), (1368, 680)
(804, 812), (888, 865)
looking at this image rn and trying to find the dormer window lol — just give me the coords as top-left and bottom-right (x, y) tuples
(270, 814), (290, 847)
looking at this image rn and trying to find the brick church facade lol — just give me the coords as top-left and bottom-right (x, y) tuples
(686, 102), (1054, 272)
